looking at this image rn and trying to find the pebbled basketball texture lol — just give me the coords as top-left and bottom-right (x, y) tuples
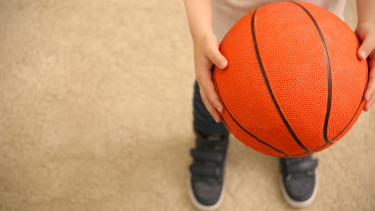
(213, 2), (368, 158)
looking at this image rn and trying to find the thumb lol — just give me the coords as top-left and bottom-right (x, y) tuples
(206, 47), (228, 69)
(357, 36), (375, 60)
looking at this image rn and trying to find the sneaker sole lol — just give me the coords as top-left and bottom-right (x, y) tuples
(188, 175), (226, 211)
(279, 170), (318, 209)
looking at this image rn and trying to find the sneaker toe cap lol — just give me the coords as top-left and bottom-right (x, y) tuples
(284, 173), (316, 201)
(191, 178), (223, 206)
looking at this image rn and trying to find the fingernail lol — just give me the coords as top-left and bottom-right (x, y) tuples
(359, 51), (367, 60)
(216, 106), (223, 113)
(218, 59), (227, 69)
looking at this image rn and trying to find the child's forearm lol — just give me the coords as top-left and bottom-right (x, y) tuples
(183, 0), (214, 42)
(356, 0), (375, 25)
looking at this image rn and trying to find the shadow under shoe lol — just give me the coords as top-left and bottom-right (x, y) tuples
(279, 155), (318, 208)
(188, 129), (229, 211)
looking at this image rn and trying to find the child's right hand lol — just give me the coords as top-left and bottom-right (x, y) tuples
(194, 33), (228, 123)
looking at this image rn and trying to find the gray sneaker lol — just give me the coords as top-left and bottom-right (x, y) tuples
(279, 155), (318, 208)
(188, 129), (229, 211)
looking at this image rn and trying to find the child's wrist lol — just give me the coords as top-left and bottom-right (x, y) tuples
(192, 27), (214, 40)
(357, 20), (375, 27)
(193, 32), (216, 46)
(357, 14), (375, 28)
(356, 21), (375, 35)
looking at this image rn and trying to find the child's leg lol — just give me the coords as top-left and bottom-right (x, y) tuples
(188, 81), (229, 211)
(191, 81), (318, 210)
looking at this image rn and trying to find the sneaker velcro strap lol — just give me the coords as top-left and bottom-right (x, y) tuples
(189, 164), (221, 177)
(190, 149), (224, 163)
(286, 159), (318, 174)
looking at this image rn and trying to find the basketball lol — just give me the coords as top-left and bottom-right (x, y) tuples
(213, 2), (368, 158)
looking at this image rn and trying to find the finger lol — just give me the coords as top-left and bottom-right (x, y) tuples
(357, 35), (375, 60)
(363, 94), (375, 111)
(364, 59), (375, 101)
(200, 88), (222, 122)
(197, 70), (223, 113)
(205, 45), (228, 69)
(363, 59), (375, 111)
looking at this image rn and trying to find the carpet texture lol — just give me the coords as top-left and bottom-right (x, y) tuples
(0, 0), (374, 210)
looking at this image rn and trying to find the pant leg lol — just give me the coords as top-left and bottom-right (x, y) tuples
(193, 81), (228, 135)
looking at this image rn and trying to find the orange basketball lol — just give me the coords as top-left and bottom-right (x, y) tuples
(213, 2), (368, 158)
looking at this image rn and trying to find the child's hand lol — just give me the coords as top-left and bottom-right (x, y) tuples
(355, 22), (375, 111)
(194, 34), (228, 122)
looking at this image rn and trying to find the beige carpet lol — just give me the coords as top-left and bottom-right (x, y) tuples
(0, 0), (374, 210)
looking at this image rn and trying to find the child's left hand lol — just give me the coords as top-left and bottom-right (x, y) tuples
(355, 22), (375, 111)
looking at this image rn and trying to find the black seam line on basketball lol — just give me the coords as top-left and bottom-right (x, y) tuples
(293, 143), (328, 156)
(330, 87), (366, 142)
(212, 66), (292, 158)
(330, 66), (368, 142)
(221, 118), (232, 132)
(294, 96), (365, 157)
(212, 68), (233, 135)
(290, 1), (333, 145)
(251, 10), (313, 154)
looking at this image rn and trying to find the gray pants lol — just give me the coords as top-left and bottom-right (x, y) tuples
(193, 81), (228, 135)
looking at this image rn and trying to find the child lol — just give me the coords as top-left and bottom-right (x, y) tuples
(183, 0), (375, 210)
